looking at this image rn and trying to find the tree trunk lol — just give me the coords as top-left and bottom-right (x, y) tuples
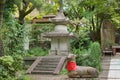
(0, 0), (5, 56)
(90, 16), (101, 42)
(18, 14), (25, 25)
(0, 0), (5, 28)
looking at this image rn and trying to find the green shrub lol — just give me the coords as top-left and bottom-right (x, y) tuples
(73, 42), (102, 71)
(0, 55), (23, 80)
(2, 18), (25, 55)
(73, 49), (91, 66)
(89, 42), (102, 71)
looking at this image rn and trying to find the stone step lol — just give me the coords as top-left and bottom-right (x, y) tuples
(38, 62), (58, 65)
(41, 59), (60, 62)
(36, 64), (57, 68)
(39, 58), (60, 62)
(34, 67), (55, 71)
(41, 58), (61, 62)
(31, 70), (53, 74)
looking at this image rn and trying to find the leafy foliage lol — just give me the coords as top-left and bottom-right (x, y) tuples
(0, 55), (23, 80)
(30, 23), (54, 48)
(24, 47), (48, 57)
(61, 68), (68, 75)
(64, 0), (118, 41)
(71, 26), (91, 50)
(42, 0), (59, 15)
(14, 0), (44, 24)
(16, 75), (30, 80)
(4, 0), (16, 12)
(89, 42), (102, 71)
(2, 13), (25, 55)
(73, 42), (102, 71)
(2, 0), (120, 78)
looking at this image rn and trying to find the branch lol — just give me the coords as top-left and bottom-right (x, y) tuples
(91, 16), (95, 31)
(23, 0), (29, 11)
(24, 6), (35, 16)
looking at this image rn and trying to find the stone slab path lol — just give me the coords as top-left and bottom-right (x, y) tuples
(99, 53), (120, 80)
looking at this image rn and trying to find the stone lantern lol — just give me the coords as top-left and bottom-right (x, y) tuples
(43, 0), (74, 56)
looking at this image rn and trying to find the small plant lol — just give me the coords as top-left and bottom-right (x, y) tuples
(61, 68), (68, 75)
(24, 47), (48, 57)
(16, 74), (30, 80)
